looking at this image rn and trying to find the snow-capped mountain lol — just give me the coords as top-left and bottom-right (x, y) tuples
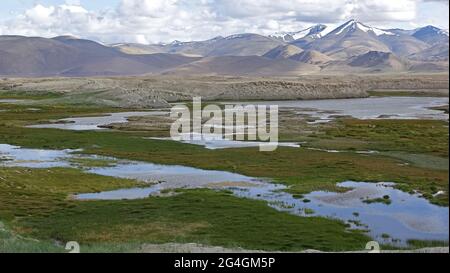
(163, 34), (284, 57)
(325, 19), (396, 37)
(1, 19), (448, 77)
(412, 25), (449, 45)
(303, 19), (393, 59)
(270, 24), (329, 42)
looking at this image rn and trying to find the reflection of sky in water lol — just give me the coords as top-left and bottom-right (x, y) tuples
(232, 97), (449, 121)
(0, 144), (73, 168)
(233, 181), (449, 245)
(149, 133), (300, 150)
(1, 143), (448, 245)
(85, 161), (257, 186)
(27, 111), (167, 131)
(0, 99), (27, 104)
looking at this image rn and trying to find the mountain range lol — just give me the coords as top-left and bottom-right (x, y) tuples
(0, 19), (448, 77)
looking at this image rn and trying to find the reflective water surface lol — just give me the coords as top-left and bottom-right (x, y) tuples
(1, 144), (447, 245)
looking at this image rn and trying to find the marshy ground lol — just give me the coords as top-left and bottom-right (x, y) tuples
(0, 85), (448, 253)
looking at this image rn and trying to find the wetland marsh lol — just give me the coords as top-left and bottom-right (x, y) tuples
(0, 89), (448, 253)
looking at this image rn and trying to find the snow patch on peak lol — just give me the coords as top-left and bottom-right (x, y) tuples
(334, 20), (357, 35)
(271, 24), (328, 42)
(170, 40), (183, 45)
(225, 34), (254, 40)
(332, 20), (396, 36)
(356, 23), (396, 36)
(439, 29), (449, 36)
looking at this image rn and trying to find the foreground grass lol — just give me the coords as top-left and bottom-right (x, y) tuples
(23, 190), (370, 251)
(0, 168), (143, 221)
(0, 168), (369, 252)
(0, 221), (63, 253)
(0, 220), (144, 253)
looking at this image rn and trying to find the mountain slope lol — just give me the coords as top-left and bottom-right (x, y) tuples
(289, 50), (333, 65)
(165, 34), (285, 57)
(263, 45), (303, 59)
(412, 26), (449, 45)
(164, 56), (320, 76)
(0, 36), (85, 76)
(61, 54), (201, 76)
(271, 24), (328, 43)
(378, 34), (430, 57)
(1, 19), (449, 77)
(0, 36), (199, 76)
(408, 42), (449, 62)
(304, 20), (392, 59)
(110, 43), (168, 55)
(348, 51), (406, 71)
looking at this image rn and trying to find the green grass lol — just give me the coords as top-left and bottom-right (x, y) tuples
(0, 103), (124, 128)
(0, 102), (448, 251)
(0, 124), (447, 205)
(0, 166), (145, 253)
(406, 239), (449, 249)
(0, 220), (144, 253)
(316, 119), (449, 157)
(0, 168), (370, 252)
(0, 221), (64, 253)
(69, 157), (118, 168)
(367, 90), (449, 97)
(19, 190), (371, 252)
(0, 167), (144, 221)
(0, 106), (448, 206)
(0, 90), (63, 100)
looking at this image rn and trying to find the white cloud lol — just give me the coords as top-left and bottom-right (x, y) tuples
(119, 0), (179, 18)
(0, 0), (447, 43)
(350, 0), (417, 22)
(24, 4), (55, 25)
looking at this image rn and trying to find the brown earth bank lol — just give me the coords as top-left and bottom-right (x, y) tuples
(0, 74), (448, 108)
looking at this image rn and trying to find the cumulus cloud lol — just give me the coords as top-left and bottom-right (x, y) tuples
(350, 0), (417, 22)
(0, 0), (447, 43)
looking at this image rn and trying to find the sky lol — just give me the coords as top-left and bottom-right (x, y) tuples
(0, 0), (448, 44)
